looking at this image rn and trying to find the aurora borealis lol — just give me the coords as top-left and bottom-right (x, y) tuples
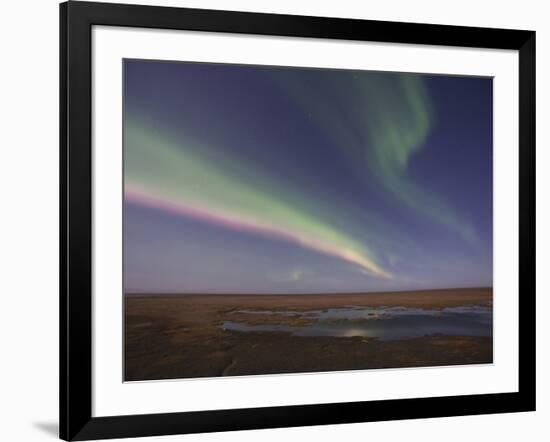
(124, 60), (493, 294)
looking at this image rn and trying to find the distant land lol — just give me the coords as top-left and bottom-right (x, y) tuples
(125, 286), (492, 297)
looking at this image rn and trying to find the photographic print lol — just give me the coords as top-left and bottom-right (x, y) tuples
(123, 59), (493, 381)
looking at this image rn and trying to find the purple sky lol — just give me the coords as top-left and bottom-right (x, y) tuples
(123, 60), (492, 294)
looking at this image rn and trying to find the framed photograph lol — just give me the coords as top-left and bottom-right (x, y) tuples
(60, 1), (535, 440)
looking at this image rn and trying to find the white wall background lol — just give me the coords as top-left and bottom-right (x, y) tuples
(0, 0), (547, 441)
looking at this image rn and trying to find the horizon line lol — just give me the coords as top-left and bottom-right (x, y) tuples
(124, 286), (492, 297)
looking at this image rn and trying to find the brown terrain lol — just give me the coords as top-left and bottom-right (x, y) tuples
(124, 287), (492, 381)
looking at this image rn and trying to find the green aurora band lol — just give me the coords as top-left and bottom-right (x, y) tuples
(124, 116), (392, 279)
(270, 70), (476, 244)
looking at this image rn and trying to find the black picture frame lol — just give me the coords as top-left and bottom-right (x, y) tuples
(60, 1), (536, 440)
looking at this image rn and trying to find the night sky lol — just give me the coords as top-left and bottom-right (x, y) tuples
(123, 59), (493, 294)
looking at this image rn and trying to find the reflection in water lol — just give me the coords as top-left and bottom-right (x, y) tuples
(222, 306), (492, 340)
